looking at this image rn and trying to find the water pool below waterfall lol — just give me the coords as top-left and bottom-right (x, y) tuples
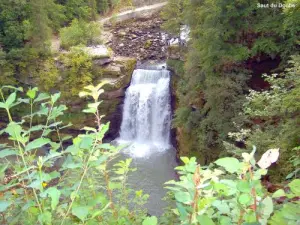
(116, 66), (177, 215)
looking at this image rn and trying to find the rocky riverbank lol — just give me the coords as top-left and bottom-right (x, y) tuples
(106, 13), (171, 61)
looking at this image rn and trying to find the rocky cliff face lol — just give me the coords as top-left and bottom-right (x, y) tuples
(63, 50), (137, 141)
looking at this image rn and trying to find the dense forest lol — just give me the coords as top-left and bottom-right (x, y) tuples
(0, 0), (299, 224)
(163, 0), (299, 178)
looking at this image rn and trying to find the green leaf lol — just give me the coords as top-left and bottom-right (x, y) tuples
(108, 182), (122, 190)
(18, 98), (30, 104)
(212, 200), (230, 214)
(46, 187), (61, 210)
(196, 215), (215, 225)
(72, 206), (89, 222)
(142, 216), (158, 225)
(5, 92), (16, 108)
(26, 88), (38, 99)
(51, 92), (61, 104)
(49, 105), (67, 120)
(0, 149), (18, 158)
(220, 216), (231, 225)
(38, 211), (52, 225)
(99, 143), (115, 150)
(180, 157), (190, 164)
(29, 180), (42, 190)
(61, 155), (82, 169)
(87, 102), (101, 110)
(288, 179), (300, 195)
(0, 201), (11, 212)
(83, 108), (97, 114)
(0, 164), (8, 180)
(80, 136), (94, 149)
(0, 102), (6, 109)
(82, 126), (97, 132)
(243, 223), (261, 225)
(1, 86), (23, 92)
(5, 122), (23, 142)
(260, 196), (273, 224)
(237, 180), (251, 193)
(215, 157), (241, 174)
(238, 193), (251, 205)
(97, 123), (110, 139)
(272, 189), (286, 198)
(34, 93), (50, 103)
(25, 138), (50, 152)
(26, 125), (45, 133)
(175, 192), (192, 204)
(91, 202), (111, 219)
(79, 91), (89, 97)
(61, 135), (73, 141)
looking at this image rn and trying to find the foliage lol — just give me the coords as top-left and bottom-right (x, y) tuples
(36, 59), (60, 92)
(161, 0), (187, 37)
(62, 0), (92, 22)
(25, 0), (52, 54)
(165, 148), (300, 225)
(164, 0), (300, 163)
(97, 0), (110, 14)
(0, 50), (15, 87)
(0, 84), (299, 224)
(0, 84), (150, 224)
(0, 0), (114, 53)
(59, 47), (94, 97)
(60, 19), (101, 50)
(229, 55), (300, 180)
(0, 0), (29, 51)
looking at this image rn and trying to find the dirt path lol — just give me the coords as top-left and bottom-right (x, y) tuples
(50, 2), (167, 52)
(99, 2), (167, 24)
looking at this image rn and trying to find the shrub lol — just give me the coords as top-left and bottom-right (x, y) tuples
(59, 47), (93, 97)
(0, 84), (150, 224)
(60, 19), (101, 50)
(165, 148), (300, 225)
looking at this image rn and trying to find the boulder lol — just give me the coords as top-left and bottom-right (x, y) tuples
(83, 45), (112, 59)
(93, 58), (113, 66)
(102, 64), (123, 77)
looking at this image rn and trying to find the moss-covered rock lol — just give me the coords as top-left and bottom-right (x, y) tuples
(64, 56), (137, 140)
(167, 45), (187, 61)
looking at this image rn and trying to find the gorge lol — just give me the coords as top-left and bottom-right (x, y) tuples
(0, 0), (299, 224)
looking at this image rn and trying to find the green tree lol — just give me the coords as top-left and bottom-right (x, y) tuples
(0, 49), (15, 86)
(166, 0), (300, 163)
(161, 0), (187, 37)
(89, 0), (98, 20)
(59, 47), (94, 97)
(97, 0), (109, 14)
(233, 55), (300, 179)
(63, 0), (91, 21)
(26, 0), (52, 54)
(0, 1), (29, 51)
(60, 19), (101, 50)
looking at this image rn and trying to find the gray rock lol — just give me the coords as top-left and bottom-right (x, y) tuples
(93, 57), (113, 66)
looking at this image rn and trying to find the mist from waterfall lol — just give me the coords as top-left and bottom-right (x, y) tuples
(118, 68), (172, 157)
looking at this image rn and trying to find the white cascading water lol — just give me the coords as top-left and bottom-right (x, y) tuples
(118, 68), (172, 157)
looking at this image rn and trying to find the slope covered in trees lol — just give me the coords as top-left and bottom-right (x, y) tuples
(163, 0), (299, 178)
(0, 0), (132, 88)
(0, 0), (299, 224)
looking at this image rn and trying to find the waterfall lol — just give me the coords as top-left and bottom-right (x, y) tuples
(118, 68), (172, 157)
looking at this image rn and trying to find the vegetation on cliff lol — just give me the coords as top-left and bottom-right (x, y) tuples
(0, 0), (133, 88)
(163, 0), (300, 180)
(0, 0), (299, 224)
(0, 85), (299, 224)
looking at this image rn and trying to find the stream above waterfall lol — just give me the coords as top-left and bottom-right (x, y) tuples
(115, 65), (178, 216)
